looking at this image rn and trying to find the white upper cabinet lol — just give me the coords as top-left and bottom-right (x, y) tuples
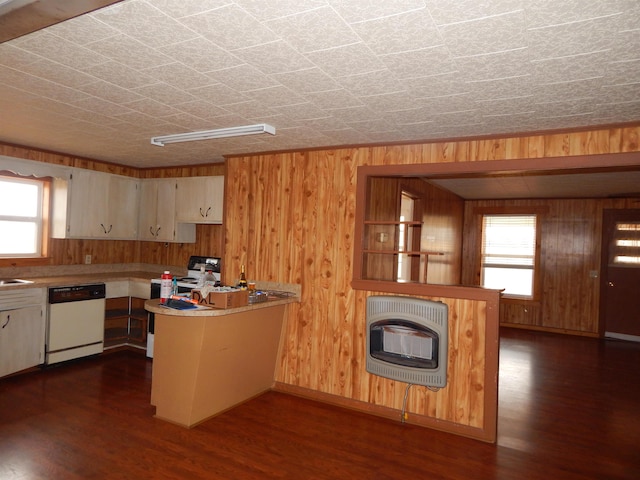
(138, 178), (195, 243)
(56, 168), (140, 239)
(175, 176), (224, 224)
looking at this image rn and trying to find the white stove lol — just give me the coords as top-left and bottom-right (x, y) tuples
(151, 255), (221, 288)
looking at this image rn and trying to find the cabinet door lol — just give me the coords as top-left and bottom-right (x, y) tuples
(0, 306), (45, 378)
(175, 176), (224, 224)
(106, 174), (139, 239)
(67, 168), (106, 237)
(66, 169), (139, 239)
(138, 179), (195, 242)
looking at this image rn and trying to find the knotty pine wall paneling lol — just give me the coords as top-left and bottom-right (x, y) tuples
(224, 125), (640, 441)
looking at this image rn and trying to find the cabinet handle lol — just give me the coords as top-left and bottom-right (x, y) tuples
(150, 226), (155, 236)
(205, 207), (211, 217)
(100, 223), (112, 234)
(2, 314), (9, 329)
(199, 207), (205, 218)
(156, 226), (161, 236)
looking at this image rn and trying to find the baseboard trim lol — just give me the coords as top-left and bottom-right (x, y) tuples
(272, 382), (495, 443)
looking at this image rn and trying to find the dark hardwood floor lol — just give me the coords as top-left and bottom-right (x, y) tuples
(1, 328), (639, 479)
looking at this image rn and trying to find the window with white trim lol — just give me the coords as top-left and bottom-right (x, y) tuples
(481, 214), (537, 298)
(0, 176), (45, 257)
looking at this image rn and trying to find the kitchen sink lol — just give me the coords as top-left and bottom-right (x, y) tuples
(0, 278), (33, 286)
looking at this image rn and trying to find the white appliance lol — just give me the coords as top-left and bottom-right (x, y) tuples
(147, 256), (221, 358)
(46, 284), (106, 365)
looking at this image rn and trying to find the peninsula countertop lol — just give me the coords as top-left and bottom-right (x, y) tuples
(144, 292), (299, 316)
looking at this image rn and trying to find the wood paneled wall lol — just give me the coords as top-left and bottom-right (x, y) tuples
(224, 125), (640, 439)
(462, 197), (640, 335)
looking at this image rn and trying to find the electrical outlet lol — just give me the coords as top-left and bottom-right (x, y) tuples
(85, 254), (92, 264)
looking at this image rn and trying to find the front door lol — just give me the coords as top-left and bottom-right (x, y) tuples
(600, 209), (640, 340)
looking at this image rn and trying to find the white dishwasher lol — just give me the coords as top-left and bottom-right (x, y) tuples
(46, 284), (106, 365)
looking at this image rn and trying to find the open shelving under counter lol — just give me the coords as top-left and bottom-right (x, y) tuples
(144, 287), (299, 428)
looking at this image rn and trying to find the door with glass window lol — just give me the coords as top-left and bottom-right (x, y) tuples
(600, 209), (640, 340)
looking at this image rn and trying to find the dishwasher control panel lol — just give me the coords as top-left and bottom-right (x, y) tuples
(48, 283), (106, 304)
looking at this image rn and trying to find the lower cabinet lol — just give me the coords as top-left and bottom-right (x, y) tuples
(0, 305), (45, 378)
(104, 297), (147, 349)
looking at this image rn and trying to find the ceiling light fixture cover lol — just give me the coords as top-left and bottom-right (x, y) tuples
(151, 123), (276, 146)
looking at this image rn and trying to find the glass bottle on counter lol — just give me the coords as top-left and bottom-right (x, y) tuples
(238, 264), (248, 290)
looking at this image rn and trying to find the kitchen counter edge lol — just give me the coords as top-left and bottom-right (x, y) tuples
(144, 297), (299, 317)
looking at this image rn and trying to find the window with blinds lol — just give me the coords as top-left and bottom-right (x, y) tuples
(481, 214), (537, 298)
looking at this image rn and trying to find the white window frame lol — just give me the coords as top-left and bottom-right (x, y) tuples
(0, 175), (45, 258)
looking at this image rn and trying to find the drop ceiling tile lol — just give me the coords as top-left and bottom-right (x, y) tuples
(160, 112), (218, 130)
(180, 4), (279, 51)
(271, 67), (340, 94)
(335, 69), (403, 96)
(244, 84), (306, 107)
(527, 15), (621, 62)
(305, 42), (385, 78)
(531, 50), (609, 84)
(599, 83), (640, 104)
(439, 10), (526, 57)
(380, 46), (454, 80)
(464, 75), (534, 101)
(173, 99), (231, 120)
(475, 96), (536, 116)
(326, 104), (379, 123)
(233, 40), (314, 75)
(426, 0), (523, 25)
(453, 48), (530, 82)
(71, 96), (136, 117)
(350, 8), (441, 55)
(404, 72), (468, 99)
(272, 102), (329, 120)
(141, 62), (215, 89)
(78, 80), (145, 104)
(330, 0), (427, 24)
(83, 61), (159, 89)
(123, 97), (183, 117)
(0, 68), (89, 103)
(224, 100), (278, 119)
(92, 0), (199, 48)
(132, 82), (197, 105)
(265, 6), (360, 53)
(189, 83), (247, 106)
(85, 33), (172, 70)
(160, 37), (243, 73)
(151, 0), (231, 18)
(46, 13), (119, 44)
(358, 91), (418, 112)
(604, 58), (640, 86)
(532, 78), (604, 103)
(208, 64), (280, 92)
(235, 0), (328, 21)
(525, 0), (627, 28)
(0, 44), (41, 69)
(304, 89), (363, 109)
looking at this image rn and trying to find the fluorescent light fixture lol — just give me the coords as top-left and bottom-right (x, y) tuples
(151, 123), (276, 147)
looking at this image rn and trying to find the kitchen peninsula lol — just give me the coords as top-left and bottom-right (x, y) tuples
(145, 287), (299, 428)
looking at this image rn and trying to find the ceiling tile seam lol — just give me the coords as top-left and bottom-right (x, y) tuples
(530, 49), (613, 63)
(525, 12), (625, 31)
(344, 5), (428, 26)
(434, 9), (524, 28)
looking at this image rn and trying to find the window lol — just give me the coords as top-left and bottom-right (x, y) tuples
(612, 222), (640, 265)
(0, 175), (47, 258)
(481, 214), (537, 298)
